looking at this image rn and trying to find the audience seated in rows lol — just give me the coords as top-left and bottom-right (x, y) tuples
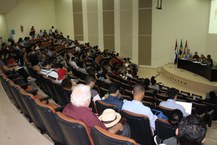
(62, 84), (130, 137)
(159, 88), (188, 117)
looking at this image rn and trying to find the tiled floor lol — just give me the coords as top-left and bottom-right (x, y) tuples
(0, 66), (216, 145)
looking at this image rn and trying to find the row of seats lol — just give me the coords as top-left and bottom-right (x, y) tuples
(23, 57), (215, 144)
(95, 100), (177, 143)
(0, 71), (142, 145)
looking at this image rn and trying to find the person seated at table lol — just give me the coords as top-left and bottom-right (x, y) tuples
(206, 54), (213, 67)
(199, 54), (206, 64)
(192, 51), (200, 61)
(184, 49), (192, 60)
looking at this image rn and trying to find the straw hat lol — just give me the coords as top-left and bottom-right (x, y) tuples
(99, 109), (121, 128)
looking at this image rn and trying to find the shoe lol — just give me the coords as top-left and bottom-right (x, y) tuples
(154, 135), (165, 145)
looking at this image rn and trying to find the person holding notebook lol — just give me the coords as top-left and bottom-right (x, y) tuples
(159, 88), (189, 117)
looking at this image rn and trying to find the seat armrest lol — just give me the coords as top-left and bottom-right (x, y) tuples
(207, 110), (214, 127)
(39, 96), (51, 101)
(55, 106), (65, 112)
(19, 83), (30, 88)
(26, 89), (38, 95)
(7, 73), (20, 78)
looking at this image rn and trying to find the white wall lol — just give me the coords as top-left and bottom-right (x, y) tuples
(0, 14), (8, 42)
(55, 0), (74, 39)
(6, 0), (56, 41)
(152, 0), (210, 67)
(207, 35), (217, 62)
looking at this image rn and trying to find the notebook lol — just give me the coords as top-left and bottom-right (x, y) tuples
(176, 101), (192, 115)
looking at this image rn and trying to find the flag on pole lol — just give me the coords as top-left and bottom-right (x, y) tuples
(179, 39), (183, 58)
(174, 39), (178, 64)
(183, 40), (188, 57)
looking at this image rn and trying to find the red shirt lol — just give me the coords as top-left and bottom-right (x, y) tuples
(62, 104), (106, 130)
(57, 68), (67, 80)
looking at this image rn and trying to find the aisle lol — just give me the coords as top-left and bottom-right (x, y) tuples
(0, 84), (53, 145)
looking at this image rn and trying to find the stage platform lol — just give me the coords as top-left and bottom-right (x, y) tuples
(160, 63), (217, 98)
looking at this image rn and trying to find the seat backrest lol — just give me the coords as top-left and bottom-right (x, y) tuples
(91, 126), (139, 145)
(121, 110), (154, 145)
(95, 100), (118, 115)
(34, 99), (65, 145)
(36, 73), (50, 95)
(123, 89), (133, 98)
(52, 81), (69, 106)
(9, 82), (30, 118)
(19, 89), (46, 134)
(96, 79), (111, 90)
(99, 87), (109, 97)
(56, 112), (94, 145)
(156, 105), (174, 117)
(3, 77), (20, 107)
(62, 88), (71, 103)
(205, 102), (217, 120)
(155, 93), (168, 101)
(192, 102), (207, 115)
(155, 118), (176, 140)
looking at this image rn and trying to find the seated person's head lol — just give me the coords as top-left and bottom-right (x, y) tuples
(177, 115), (207, 145)
(85, 75), (96, 88)
(169, 109), (183, 126)
(70, 84), (91, 107)
(132, 84), (145, 101)
(109, 84), (120, 96)
(41, 60), (52, 70)
(87, 67), (96, 77)
(99, 109), (121, 128)
(209, 91), (216, 100)
(167, 88), (179, 100)
(151, 76), (156, 85)
(53, 63), (63, 69)
(143, 78), (150, 89)
(61, 77), (77, 90)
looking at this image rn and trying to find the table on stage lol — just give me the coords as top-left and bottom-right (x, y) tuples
(177, 58), (217, 82)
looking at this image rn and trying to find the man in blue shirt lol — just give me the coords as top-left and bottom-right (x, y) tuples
(159, 88), (188, 117)
(122, 84), (157, 131)
(103, 84), (123, 111)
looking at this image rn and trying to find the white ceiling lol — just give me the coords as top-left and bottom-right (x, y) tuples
(0, 0), (22, 14)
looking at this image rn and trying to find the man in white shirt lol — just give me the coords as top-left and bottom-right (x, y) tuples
(122, 84), (157, 131)
(159, 88), (188, 117)
(40, 61), (58, 80)
(85, 75), (101, 102)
